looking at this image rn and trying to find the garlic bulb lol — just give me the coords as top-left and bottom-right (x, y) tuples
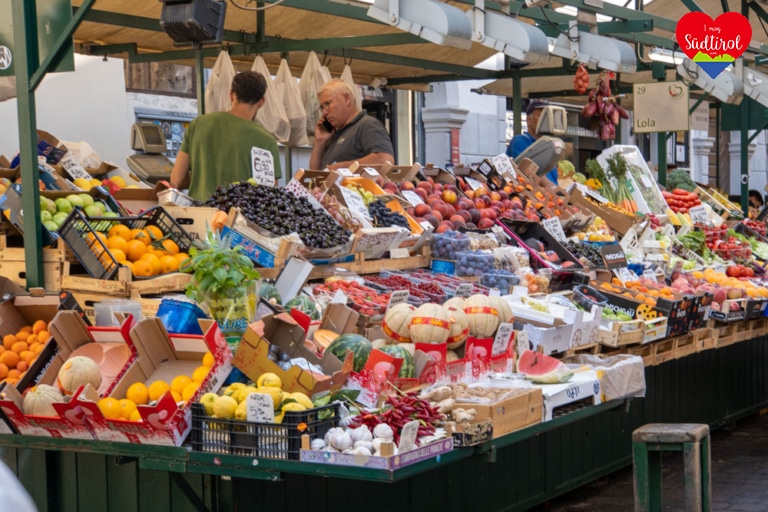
(373, 423), (394, 440)
(310, 439), (326, 451)
(351, 446), (372, 456)
(350, 426), (373, 443)
(324, 427), (343, 445)
(330, 431), (353, 451)
(353, 440), (374, 452)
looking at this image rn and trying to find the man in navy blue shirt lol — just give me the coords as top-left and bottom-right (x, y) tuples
(506, 99), (559, 185)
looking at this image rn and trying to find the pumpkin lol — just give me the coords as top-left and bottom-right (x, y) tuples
(382, 303), (416, 343)
(57, 356), (102, 396)
(444, 306), (469, 350)
(443, 296), (465, 310)
(409, 303), (451, 344)
(23, 384), (64, 416)
(491, 296), (514, 324)
(463, 294), (500, 338)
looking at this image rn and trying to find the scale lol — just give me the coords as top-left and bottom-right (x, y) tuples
(514, 105), (567, 176)
(126, 123), (174, 182)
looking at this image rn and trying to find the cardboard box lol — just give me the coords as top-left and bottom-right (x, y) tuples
(111, 184), (161, 215)
(419, 165), (457, 186)
(300, 438), (454, 469)
(569, 188), (638, 235)
(571, 305), (603, 348)
(455, 387), (542, 438)
(164, 205), (221, 242)
(448, 420), (493, 447)
(77, 317), (232, 446)
(233, 313), (353, 397)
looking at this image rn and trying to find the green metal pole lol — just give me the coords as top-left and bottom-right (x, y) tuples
(196, 50), (205, 116)
(658, 132), (667, 188)
(281, 52), (292, 182)
(740, 96), (749, 215)
(513, 69), (522, 136)
(715, 104), (721, 189)
(12, 0), (43, 289)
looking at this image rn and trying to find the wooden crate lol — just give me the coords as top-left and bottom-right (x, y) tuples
(752, 318), (768, 337)
(625, 344), (654, 367)
(673, 333), (697, 360)
(163, 205), (220, 242)
(0, 235), (66, 292)
(61, 262), (192, 296)
(708, 319), (736, 340)
(564, 343), (601, 358)
(597, 318), (644, 348)
(652, 338), (676, 365)
(716, 333), (738, 349)
(735, 320), (754, 342)
(693, 328), (716, 352)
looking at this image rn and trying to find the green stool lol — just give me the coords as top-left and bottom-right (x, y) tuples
(632, 423), (711, 512)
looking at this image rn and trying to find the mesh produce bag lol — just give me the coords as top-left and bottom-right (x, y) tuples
(251, 55), (291, 144)
(274, 58), (309, 147)
(205, 50), (236, 113)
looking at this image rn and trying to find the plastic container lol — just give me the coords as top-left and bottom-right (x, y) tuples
(190, 402), (340, 460)
(93, 299), (143, 327)
(156, 298), (209, 335)
(431, 232), (471, 260)
(455, 251), (496, 277)
(480, 270), (520, 294)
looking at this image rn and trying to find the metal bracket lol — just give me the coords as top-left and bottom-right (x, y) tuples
(483, 444), (498, 463)
(388, 0), (399, 25)
(473, 0), (486, 43)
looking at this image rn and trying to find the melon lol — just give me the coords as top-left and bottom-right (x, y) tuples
(443, 296), (465, 310)
(444, 306), (469, 350)
(517, 350), (573, 384)
(258, 284), (282, 305)
(326, 334), (372, 372)
(446, 350), (460, 363)
(382, 303), (416, 343)
(313, 329), (339, 352)
(57, 356), (102, 395)
(285, 295), (321, 321)
(409, 303), (451, 344)
(378, 344), (416, 378)
(491, 296), (514, 323)
(23, 384), (64, 416)
(462, 294), (500, 338)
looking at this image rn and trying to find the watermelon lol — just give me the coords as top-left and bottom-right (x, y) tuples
(378, 344), (415, 378)
(517, 350), (573, 384)
(259, 284), (282, 305)
(284, 295), (321, 320)
(326, 334), (372, 373)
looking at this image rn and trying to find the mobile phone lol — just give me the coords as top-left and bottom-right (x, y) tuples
(322, 119), (333, 132)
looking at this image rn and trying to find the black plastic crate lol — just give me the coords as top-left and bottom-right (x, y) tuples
(58, 206), (196, 280)
(189, 402), (340, 460)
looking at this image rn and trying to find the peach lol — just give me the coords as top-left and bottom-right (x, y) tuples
(414, 203), (432, 217)
(399, 181), (415, 191)
(442, 190), (458, 205)
(477, 218), (495, 230)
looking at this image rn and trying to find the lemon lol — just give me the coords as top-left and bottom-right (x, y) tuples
(202, 351), (215, 368)
(235, 401), (248, 421)
(171, 390), (182, 403)
(256, 386), (283, 407)
(73, 178), (92, 190)
(287, 392), (313, 409)
(212, 395), (238, 419)
(182, 382), (200, 402)
(256, 372), (282, 389)
(199, 392), (218, 416)
(192, 365), (209, 383)
(235, 386), (259, 404)
(148, 380), (170, 401)
(171, 375), (192, 395)
(281, 402), (307, 413)
(110, 176), (127, 188)
(97, 397), (122, 420)
(222, 382), (246, 397)
(274, 410), (285, 424)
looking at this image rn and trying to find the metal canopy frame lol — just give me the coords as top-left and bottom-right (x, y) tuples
(12, 0), (767, 286)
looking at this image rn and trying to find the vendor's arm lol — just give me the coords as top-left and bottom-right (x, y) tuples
(326, 151), (394, 171)
(170, 151), (191, 189)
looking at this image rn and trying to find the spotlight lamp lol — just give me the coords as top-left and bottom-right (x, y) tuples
(468, 0), (550, 64)
(677, 57), (743, 105)
(549, 21), (636, 73)
(366, 0), (473, 50)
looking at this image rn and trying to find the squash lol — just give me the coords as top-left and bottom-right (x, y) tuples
(23, 384), (64, 416)
(446, 350), (460, 362)
(444, 306), (469, 350)
(409, 303), (451, 344)
(462, 294), (500, 338)
(443, 296), (465, 310)
(382, 303), (416, 343)
(491, 296), (514, 324)
(57, 356), (102, 396)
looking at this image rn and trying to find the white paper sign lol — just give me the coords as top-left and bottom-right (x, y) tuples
(387, 290), (410, 310)
(614, 267), (636, 285)
(402, 190), (425, 206)
(493, 322), (514, 356)
(339, 186), (372, 221)
(489, 288), (501, 297)
(336, 168), (354, 177)
(516, 330), (530, 357)
(642, 269), (658, 282)
(332, 289), (348, 304)
(362, 167), (380, 177)
(398, 420), (420, 453)
(251, 147), (275, 186)
(60, 153), (93, 181)
(492, 154), (516, 179)
(246, 393), (275, 423)
(542, 217), (567, 242)
(465, 177), (485, 191)
(689, 205), (709, 225)
(455, 283), (473, 298)
(420, 221), (433, 232)
(584, 188), (610, 204)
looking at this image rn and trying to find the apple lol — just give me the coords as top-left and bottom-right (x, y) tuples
(54, 198), (73, 214)
(43, 220), (59, 232)
(84, 204), (104, 218)
(40, 210), (52, 223)
(66, 194), (84, 208)
(78, 193), (95, 208)
(52, 212), (69, 227)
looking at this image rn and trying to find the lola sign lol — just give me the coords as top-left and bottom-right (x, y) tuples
(676, 12), (752, 79)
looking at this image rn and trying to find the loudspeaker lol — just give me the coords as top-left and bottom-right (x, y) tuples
(160, 0), (227, 46)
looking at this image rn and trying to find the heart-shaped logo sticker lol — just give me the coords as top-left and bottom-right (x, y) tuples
(675, 12), (752, 78)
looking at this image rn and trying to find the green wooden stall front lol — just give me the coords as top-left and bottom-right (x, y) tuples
(2, 335), (767, 512)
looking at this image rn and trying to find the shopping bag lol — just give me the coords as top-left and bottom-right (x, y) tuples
(340, 64), (362, 110)
(0, 77), (16, 102)
(274, 59), (309, 147)
(205, 50), (236, 113)
(58, 141), (102, 169)
(250, 56), (291, 143)
(299, 51), (331, 139)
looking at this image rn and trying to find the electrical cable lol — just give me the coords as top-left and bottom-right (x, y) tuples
(539, 6), (579, 42)
(229, 0), (287, 12)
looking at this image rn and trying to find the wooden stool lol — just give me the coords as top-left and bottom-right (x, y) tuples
(632, 423), (711, 512)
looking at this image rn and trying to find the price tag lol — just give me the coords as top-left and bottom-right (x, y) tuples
(251, 147), (276, 186)
(420, 221), (433, 232)
(339, 186), (372, 221)
(584, 188), (610, 204)
(642, 269), (658, 282)
(489, 288), (501, 297)
(60, 153), (93, 181)
(387, 290), (410, 310)
(492, 322), (514, 356)
(689, 205), (709, 225)
(542, 217), (567, 242)
(362, 167), (380, 177)
(337, 168), (354, 177)
(465, 177), (484, 191)
(390, 247), (410, 259)
(398, 420), (420, 453)
(402, 190), (425, 206)
(601, 244), (628, 269)
(246, 393), (275, 423)
(492, 153), (516, 179)
(614, 267), (636, 285)
(516, 330), (530, 357)
(332, 289), (348, 304)
(455, 283), (473, 298)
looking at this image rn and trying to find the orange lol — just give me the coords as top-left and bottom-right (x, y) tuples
(0, 346), (5, 355)
(7, 369), (20, 380)
(192, 365), (209, 383)
(25, 334), (37, 345)
(129, 409), (142, 422)
(170, 375), (192, 395)
(139, 253), (162, 276)
(126, 240), (147, 262)
(107, 236), (129, 253)
(159, 255), (180, 274)
(126, 382), (149, 405)
(32, 320), (47, 335)
(22, 351), (36, 365)
(11, 341), (28, 354)
(118, 398), (137, 420)
(148, 380), (170, 401)
(97, 397), (122, 420)
(131, 260), (154, 278)
(202, 351), (215, 368)
(18, 326), (32, 334)
(131, 229), (151, 246)
(108, 224), (132, 241)
(0, 351), (19, 368)
(145, 225), (164, 241)
(3, 334), (16, 350)
(37, 330), (50, 344)
(111, 249), (127, 263)
(15, 331), (29, 342)
(0, 363), (8, 380)
(34, 344), (44, 355)
(16, 361), (28, 373)
(181, 382), (199, 402)
(160, 239), (180, 255)
(170, 390), (182, 403)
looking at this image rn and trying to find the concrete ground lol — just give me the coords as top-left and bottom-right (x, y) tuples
(528, 412), (768, 511)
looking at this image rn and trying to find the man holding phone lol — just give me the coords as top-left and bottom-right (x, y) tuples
(309, 79), (395, 171)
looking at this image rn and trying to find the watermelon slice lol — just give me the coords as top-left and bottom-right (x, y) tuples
(517, 350), (573, 384)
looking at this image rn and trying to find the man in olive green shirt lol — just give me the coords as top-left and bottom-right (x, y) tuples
(171, 71), (282, 201)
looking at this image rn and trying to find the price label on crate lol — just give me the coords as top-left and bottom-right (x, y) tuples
(251, 147), (275, 186)
(60, 153), (93, 181)
(386, 290), (410, 310)
(336, 168), (354, 177)
(455, 283), (473, 298)
(542, 217), (567, 242)
(339, 186), (372, 221)
(465, 177), (485, 191)
(642, 269), (658, 282)
(402, 190), (425, 206)
(689, 205), (710, 226)
(584, 188), (610, 204)
(246, 393), (275, 423)
(489, 288), (501, 297)
(492, 322), (514, 356)
(332, 289), (348, 304)
(362, 167), (380, 177)
(614, 267), (637, 285)
(492, 153), (516, 179)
